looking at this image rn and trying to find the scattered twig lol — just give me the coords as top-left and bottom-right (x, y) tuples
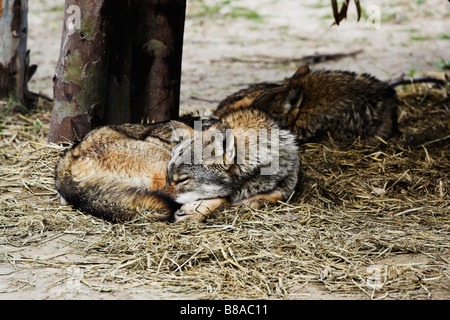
(216, 50), (363, 66)
(388, 74), (448, 87)
(331, 0), (361, 26)
(189, 96), (221, 103)
(30, 91), (53, 103)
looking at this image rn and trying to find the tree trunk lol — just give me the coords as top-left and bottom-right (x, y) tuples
(48, 0), (113, 143)
(0, 0), (36, 107)
(48, 0), (187, 144)
(130, 0), (186, 124)
(102, 1), (133, 125)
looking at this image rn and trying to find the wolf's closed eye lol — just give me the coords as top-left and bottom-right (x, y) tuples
(174, 174), (190, 184)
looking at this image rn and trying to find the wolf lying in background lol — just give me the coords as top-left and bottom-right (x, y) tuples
(215, 65), (399, 145)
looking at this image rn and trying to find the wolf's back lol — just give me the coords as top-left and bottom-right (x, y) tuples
(55, 125), (180, 222)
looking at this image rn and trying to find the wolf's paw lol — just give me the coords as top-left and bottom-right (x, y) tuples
(174, 202), (208, 222)
(232, 198), (263, 210)
(173, 198), (230, 222)
(232, 191), (284, 210)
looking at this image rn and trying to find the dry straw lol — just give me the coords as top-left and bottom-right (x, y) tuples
(1, 82), (449, 299)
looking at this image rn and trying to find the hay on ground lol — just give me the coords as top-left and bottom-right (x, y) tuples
(0, 83), (449, 299)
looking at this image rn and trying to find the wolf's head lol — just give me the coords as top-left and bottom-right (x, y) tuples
(164, 122), (235, 204)
(251, 64), (310, 123)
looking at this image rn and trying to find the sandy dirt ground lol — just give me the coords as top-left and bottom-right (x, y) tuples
(1, 0), (449, 300)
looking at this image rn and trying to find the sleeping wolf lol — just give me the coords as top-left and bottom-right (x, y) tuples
(215, 65), (399, 145)
(164, 107), (301, 222)
(54, 115), (216, 222)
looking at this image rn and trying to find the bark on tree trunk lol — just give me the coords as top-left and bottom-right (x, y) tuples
(102, 1), (133, 125)
(0, 0), (36, 107)
(48, 0), (113, 143)
(48, 0), (187, 143)
(130, 0), (186, 124)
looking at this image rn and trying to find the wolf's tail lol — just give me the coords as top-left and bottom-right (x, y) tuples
(55, 151), (180, 222)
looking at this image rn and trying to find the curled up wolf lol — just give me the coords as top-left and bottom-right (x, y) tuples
(55, 109), (301, 223)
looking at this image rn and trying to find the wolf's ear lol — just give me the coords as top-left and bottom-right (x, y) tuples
(283, 64), (310, 92)
(169, 120), (194, 144)
(223, 127), (236, 170)
(269, 65), (309, 113)
(285, 87), (304, 111)
(203, 122), (236, 170)
(291, 64), (311, 79)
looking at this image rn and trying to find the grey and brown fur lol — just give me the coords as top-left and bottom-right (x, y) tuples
(215, 65), (399, 145)
(164, 107), (301, 222)
(55, 114), (218, 222)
